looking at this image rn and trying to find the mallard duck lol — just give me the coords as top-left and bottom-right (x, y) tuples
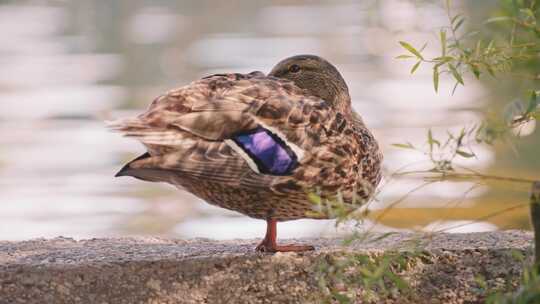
(110, 55), (382, 252)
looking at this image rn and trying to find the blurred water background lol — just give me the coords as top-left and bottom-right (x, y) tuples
(0, 0), (538, 241)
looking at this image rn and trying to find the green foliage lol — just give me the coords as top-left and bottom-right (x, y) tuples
(398, 0), (540, 94)
(314, 1), (540, 301)
(307, 184), (373, 224)
(307, 190), (424, 302)
(394, 0), (539, 174)
(394, 89), (538, 174)
(393, 124), (478, 172)
(393, 3), (540, 301)
(485, 264), (540, 303)
(315, 248), (422, 303)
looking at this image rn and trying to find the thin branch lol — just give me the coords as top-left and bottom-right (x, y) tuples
(394, 170), (538, 184)
(433, 201), (530, 233)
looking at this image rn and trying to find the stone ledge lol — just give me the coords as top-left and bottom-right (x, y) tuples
(0, 231), (534, 304)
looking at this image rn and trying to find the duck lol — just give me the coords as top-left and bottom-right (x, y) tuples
(109, 54), (382, 252)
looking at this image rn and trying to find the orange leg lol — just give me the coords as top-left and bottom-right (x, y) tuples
(255, 218), (315, 253)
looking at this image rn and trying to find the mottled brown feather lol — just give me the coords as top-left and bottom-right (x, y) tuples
(109, 72), (382, 220)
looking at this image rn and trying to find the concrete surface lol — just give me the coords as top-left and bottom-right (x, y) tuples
(0, 231), (534, 304)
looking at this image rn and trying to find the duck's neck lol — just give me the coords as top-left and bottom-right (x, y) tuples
(334, 91), (354, 120)
(334, 91), (367, 128)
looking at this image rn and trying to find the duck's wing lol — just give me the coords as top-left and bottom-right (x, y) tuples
(108, 72), (333, 190)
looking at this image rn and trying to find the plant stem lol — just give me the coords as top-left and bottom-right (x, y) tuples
(394, 170), (538, 184)
(530, 181), (540, 273)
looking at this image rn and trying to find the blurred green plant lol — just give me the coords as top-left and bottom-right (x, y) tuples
(306, 182), (373, 225)
(396, 0), (539, 180)
(486, 268), (540, 304)
(314, 236), (423, 303)
(472, 249), (540, 304)
(391, 0), (540, 302)
(399, 0), (539, 92)
(313, 0), (540, 302)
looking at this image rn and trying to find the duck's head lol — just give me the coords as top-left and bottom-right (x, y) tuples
(269, 54), (350, 113)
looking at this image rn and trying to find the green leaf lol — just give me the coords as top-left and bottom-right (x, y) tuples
(456, 150), (475, 158)
(358, 267), (374, 277)
(471, 64), (481, 79)
(453, 17), (466, 31)
(433, 66), (440, 93)
(474, 275), (487, 290)
(333, 293), (351, 304)
(483, 16), (512, 24)
(474, 39), (482, 57)
(486, 40), (495, 53)
(520, 8), (535, 19)
(391, 142), (415, 150)
(503, 100), (526, 125)
(451, 13), (462, 25)
(433, 56), (454, 62)
(386, 271), (409, 291)
(428, 129), (441, 148)
(368, 232), (397, 243)
(486, 64), (496, 78)
(457, 127), (466, 146)
(395, 54), (414, 59)
(525, 91), (539, 114)
(472, 68), (480, 79)
(448, 63), (464, 85)
(510, 249), (524, 262)
(460, 31), (479, 39)
(451, 81), (459, 95)
(399, 41), (424, 60)
(307, 192), (321, 205)
(410, 61), (421, 74)
(440, 30), (447, 56)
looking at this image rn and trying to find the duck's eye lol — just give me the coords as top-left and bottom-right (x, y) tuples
(289, 64), (301, 73)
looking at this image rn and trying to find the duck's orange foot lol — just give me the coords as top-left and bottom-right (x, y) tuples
(255, 242), (314, 253)
(256, 218), (316, 253)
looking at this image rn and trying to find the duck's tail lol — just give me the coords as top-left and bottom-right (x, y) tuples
(106, 117), (194, 147)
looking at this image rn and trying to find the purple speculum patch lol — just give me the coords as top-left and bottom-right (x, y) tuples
(232, 127), (298, 175)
